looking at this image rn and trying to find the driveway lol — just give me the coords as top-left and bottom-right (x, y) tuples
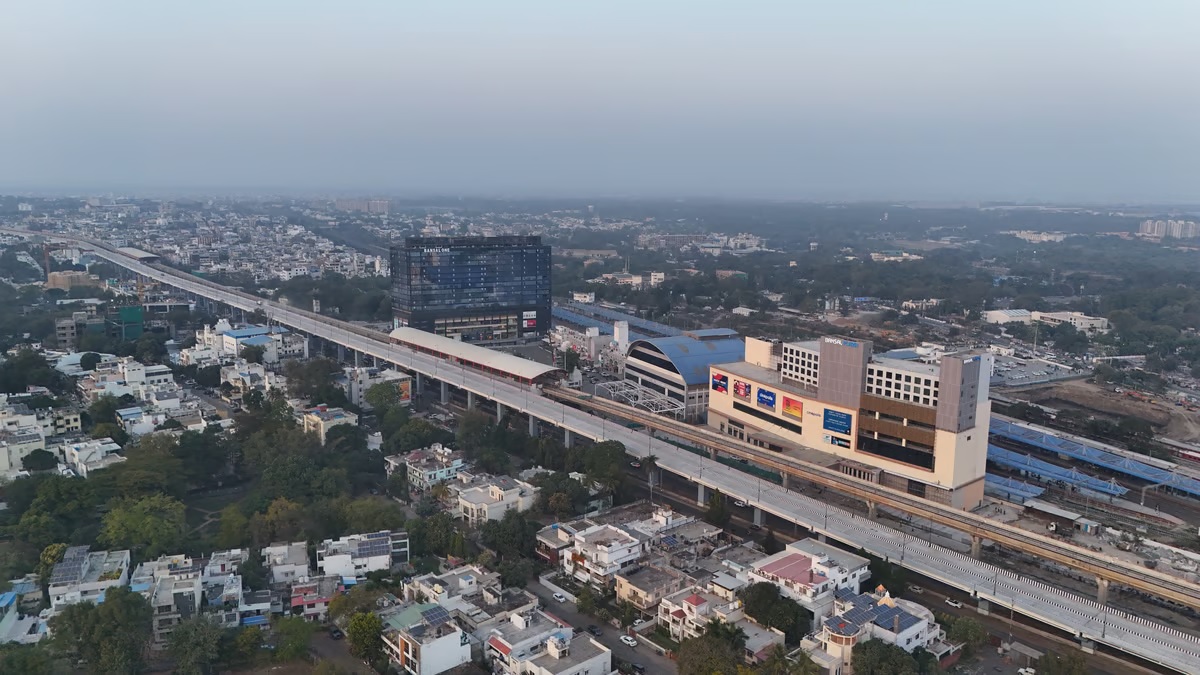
(526, 581), (677, 674)
(311, 631), (370, 675)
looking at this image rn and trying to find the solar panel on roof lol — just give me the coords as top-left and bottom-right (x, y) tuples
(364, 531), (389, 540)
(420, 606), (451, 626)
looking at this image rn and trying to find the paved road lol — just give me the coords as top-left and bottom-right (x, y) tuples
(53, 235), (1200, 673)
(525, 581), (677, 674)
(310, 631), (369, 674)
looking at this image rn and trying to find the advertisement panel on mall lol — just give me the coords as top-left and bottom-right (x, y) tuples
(733, 380), (751, 398)
(781, 396), (803, 419)
(757, 388), (776, 410)
(823, 409), (853, 435)
(711, 373), (728, 393)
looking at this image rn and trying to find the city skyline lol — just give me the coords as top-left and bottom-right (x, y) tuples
(2, 2), (1199, 203)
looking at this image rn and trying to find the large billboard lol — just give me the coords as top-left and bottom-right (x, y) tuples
(757, 388), (776, 410)
(823, 409), (853, 435)
(397, 378), (412, 405)
(781, 396), (803, 419)
(733, 380), (751, 398)
(711, 373), (729, 393)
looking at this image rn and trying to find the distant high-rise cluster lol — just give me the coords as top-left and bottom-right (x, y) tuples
(335, 198), (390, 215)
(1138, 219), (1200, 239)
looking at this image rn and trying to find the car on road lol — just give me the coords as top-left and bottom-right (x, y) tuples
(328, 628), (343, 640)
(630, 665), (645, 674)
(587, 625), (603, 637)
(553, 593), (567, 603)
(908, 585), (924, 595)
(629, 461), (642, 469)
(944, 598), (963, 608)
(733, 499), (747, 507)
(748, 524), (762, 531)
(620, 635), (639, 648)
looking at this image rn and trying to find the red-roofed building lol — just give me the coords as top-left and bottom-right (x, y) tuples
(749, 540), (869, 619)
(657, 586), (744, 644)
(288, 576), (343, 621)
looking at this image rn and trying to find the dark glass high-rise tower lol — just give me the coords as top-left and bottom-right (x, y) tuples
(390, 236), (551, 343)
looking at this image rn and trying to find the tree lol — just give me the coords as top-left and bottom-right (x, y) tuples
(386, 471), (410, 501)
(80, 352), (101, 372)
(329, 585), (385, 624)
(365, 380), (406, 413)
(272, 616), (315, 662)
(1037, 651), (1087, 675)
(241, 344), (266, 364)
(100, 493), (188, 557)
(946, 615), (987, 656)
(232, 627), (264, 667)
(677, 634), (740, 675)
(705, 618), (748, 652)
(576, 586), (597, 615)
(0, 643), (58, 674)
(90, 422), (128, 445)
(169, 616), (224, 675)
(21, 449), (58, 472)
(50, 585), (152, 675)
(756, 644), (820, 675)
(249, 498), (306, 547)
(346, 612), (384, 663)
(851, 639), (918, 675)
(706, 489), (732, 527)
(216, 505), (251, 549)
(740, 583), (811, 644)
(35, 543), (68, 586)
(762, 528), (783, 554)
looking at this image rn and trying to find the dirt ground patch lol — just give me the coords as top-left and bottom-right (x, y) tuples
(1016, 379), (1173, 426)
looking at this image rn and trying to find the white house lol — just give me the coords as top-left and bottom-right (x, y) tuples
(316, 530), (409, 579)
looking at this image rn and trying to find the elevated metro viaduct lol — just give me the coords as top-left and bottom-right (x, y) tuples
(6, 228), (1200, 672)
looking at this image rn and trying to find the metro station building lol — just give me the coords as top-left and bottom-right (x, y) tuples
(707, 336), (989, 509)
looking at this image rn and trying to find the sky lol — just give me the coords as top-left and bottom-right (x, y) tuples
(2, 1), (1198, 202)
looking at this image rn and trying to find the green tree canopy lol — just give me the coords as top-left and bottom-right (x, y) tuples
(346, 612), (384, 663)
(677, 633), (740, 675)
(50, 585), (152, 675)
(168, 616), (225, 675)
(99, 493), (188, 557)
(851, 639), (919, 675)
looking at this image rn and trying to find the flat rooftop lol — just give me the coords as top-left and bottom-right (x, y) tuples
(529, 636), (608, 672)
(713, 360), (816, 398)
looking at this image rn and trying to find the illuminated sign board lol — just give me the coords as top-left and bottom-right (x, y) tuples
(823, 409), (853, 435)
(733, 380), (751, 398)
(523, 319), (537, 328)
(522, 311), (538, 319)
(757, 389), (776, 410)
(781, 396), (803, 419)
(711, 373), (728, 393)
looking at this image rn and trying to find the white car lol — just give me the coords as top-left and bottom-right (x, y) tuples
(620, 635), (639, 648)
(553, 593), (567, 603)
(733, 500), (747, 507)
(944, 598), (963, 608)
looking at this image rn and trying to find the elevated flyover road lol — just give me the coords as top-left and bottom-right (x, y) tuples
(12, 230), (1200, 672)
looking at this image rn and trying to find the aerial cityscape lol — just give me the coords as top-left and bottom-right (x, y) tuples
(1, 3), (1199, 675)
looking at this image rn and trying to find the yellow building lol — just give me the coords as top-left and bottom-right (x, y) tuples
(707, 336), (989, 509)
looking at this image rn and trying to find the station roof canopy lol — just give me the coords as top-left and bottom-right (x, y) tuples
(388, 327), (563, 382)
(116, 247), (160, 261)
(627, 329), (745, 386)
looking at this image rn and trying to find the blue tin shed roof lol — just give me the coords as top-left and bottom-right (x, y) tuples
(630, 332), (744, 386)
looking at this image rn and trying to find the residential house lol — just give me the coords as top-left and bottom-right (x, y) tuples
(52, 437), (126, 478)
(301, 405), (358, 445)
(317, 530), (409, 579)
(615, 564), (689, 615)
(484, 611), (575, 675)
(457, 475), (538, 526)
(48, 546), (131, 612)
(289, 576), (344, 621)
(401, 443), (466, 492)
(262, 542), (310, 586)
(381, 602), (472, 675)
(130, 554), (204, 650)
(561, 523), (646, 589)
(403, 565), (537, 638)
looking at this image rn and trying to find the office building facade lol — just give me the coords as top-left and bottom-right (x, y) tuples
(707, 336), (990, 509)
(390, 236), (551, 343)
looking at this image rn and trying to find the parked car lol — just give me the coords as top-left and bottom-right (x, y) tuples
(620, 635), (639, 648)
(908, 585), (924, 595)
(748, 524), (762, 532)
(629, 461), (642, 469)
(553, 593), (567, 603)
(587, 625), (603, 637)
(328, 628), (344, 640)
(944, 598), (963, 608)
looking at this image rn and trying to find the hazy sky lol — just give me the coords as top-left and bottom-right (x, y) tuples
(2, 1), (1198, 202)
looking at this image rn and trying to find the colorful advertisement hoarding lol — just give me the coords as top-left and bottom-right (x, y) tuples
(397, 379), (412, 404)
(824, 434), (851, 449)
(711, 373), (728, 393)
(781, 396), (803, 419)
(823, 409), (853, 435)
(733, 380), (751, 398)
(757, 388), (776, 410)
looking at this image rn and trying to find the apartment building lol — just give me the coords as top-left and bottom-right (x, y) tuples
(339, 366), (412, 409)
(657, 586), (745, 644)
(399, 443), (466, 492)
(316, 530), (409, 579)
(747, 540), (870, 620)
(48, 546), (131, 612)
(403, 565), (538, 638)
(484, 611), (580, 675)
(708, 336), (990, 508)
